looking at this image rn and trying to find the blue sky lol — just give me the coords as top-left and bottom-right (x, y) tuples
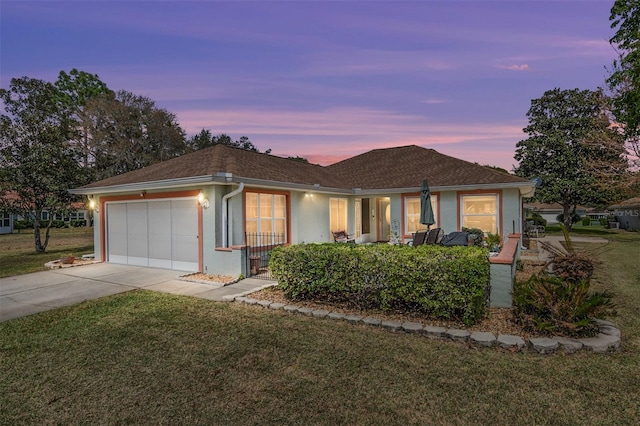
(1, 0), (617, 170)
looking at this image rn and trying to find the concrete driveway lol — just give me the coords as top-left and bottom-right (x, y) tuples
(0, 263), (274, 322)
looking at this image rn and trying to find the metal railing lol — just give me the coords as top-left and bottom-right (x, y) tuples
(244, 232), (286, 280)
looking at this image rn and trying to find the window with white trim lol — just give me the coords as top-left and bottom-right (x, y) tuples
(1, 214), (10, 227)
(245, 192), (287, 245)
(330, 198), (348, 233)
(461, 194), (498, 233)
(404, 195), (438, 235)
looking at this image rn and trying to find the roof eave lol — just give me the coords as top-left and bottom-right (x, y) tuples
(71, 174), (535, 198)
(231, 176), (352, 195)
(69, 175), (216, 195)
(355, 182), (536, 196)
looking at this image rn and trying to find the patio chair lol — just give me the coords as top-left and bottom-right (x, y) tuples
(406, 230), (428, 246)
(524, 220), (546, 238)
(332, 230), (356, 243)
(425, 227), (443, 245)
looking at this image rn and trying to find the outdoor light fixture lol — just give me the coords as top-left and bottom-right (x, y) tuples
(198, 192), (210, 209)
(88, 196), (99, 213)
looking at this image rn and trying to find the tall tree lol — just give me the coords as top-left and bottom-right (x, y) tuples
(85, 90), (187, 179)
(186, 130), (271, 154)
(0, 77), (89, 252)
(54, 68), (112, 171)
(514, 88), (628, 229)
(608, 0), (640, 177)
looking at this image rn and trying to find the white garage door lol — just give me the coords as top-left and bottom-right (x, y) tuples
(106, 199), (199, 271)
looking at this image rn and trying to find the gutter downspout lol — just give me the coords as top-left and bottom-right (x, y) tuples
(222, 182), (244, 248)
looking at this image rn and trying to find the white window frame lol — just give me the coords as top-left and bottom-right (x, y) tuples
(245, 192), (287, 245)
(460, 193), (499, 234)
(404, 194), (438, 235)
(330, 198), (348, 234)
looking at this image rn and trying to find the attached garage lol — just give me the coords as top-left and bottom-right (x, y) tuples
(105, 198), (200, 272)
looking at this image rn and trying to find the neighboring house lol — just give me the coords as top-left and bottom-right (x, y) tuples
(0, 213), (13, 235)
(0, 210), (90, 234)
(610, 197), (640, 230)
(524, 202), (588, 225)
(0, 191), (90, 233)
(71, 144), (536, 275)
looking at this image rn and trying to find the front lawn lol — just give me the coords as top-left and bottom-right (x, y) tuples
(0, 227), (94, 278)
(1, 232), (639, 424)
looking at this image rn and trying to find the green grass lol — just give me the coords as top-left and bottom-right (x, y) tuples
(0, 227), (94, 278)
(545, 222), (616, 235)
(1, 231), (639, 424)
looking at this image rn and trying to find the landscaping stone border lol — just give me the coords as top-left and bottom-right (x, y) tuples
(232, 297), (622, 355)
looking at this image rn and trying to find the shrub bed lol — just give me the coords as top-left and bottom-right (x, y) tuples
(269, 243), (490, 325)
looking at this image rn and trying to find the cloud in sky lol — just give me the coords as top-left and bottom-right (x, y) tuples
(0, 0), (618, 172)
(496, 64), (530, 71)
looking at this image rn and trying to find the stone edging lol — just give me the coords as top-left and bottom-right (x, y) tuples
(231, 296), (621, 355)
(44, 259), (99, 269)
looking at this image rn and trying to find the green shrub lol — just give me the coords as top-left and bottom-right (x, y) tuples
(14, 220), (32, 229)
(461, 227), (484, 246)
(526, 213), (547, 227)
(514, 224), (615, 337)
(599, 218), (608, 226)
(269, 243), (490, 325)
(485, 232), (501, 250)
(513, 274), (615, 337)
(581, 217), (591, 226)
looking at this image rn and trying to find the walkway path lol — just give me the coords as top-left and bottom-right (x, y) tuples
(0, 263), (274, 322)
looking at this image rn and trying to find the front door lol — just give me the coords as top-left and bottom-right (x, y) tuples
(377, 198), (390, 242)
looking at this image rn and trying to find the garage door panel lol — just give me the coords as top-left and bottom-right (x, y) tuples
(149, 234), (172, 268)
(171, 200), (198, 270)
(106, 198), (199, 272)
(172, 236), (198, 262)
(107, 204), (128, 263)
(126, 203), (148, 266)
(171, 200), (198, 236)
(149, 201), (171, 235)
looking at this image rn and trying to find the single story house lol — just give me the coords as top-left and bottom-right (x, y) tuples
(610, 197), (640, 230)
(71, 144), (536, 276)
(0, 207), (90, 234)
(524, 202), (589, 225)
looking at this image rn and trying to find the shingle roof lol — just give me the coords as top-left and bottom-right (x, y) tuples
(326, 145), (527, 189)
(610, 197), (640, 208)
(78, 144), (529, 191)
(79, 144), (344, 189)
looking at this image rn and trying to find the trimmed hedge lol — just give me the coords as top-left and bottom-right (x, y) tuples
(269, 243), (490, 325)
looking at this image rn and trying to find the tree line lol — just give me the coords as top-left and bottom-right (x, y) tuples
(0, 69), (268, 252)
(514, 0), (640, 230)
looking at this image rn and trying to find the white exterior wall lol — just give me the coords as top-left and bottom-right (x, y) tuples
(438, 191), (459, 234)
(501, 188), (523, 239)
(293, 192), (333, 243)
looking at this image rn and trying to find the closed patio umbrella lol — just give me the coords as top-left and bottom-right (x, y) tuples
(420, 179), (435, 229)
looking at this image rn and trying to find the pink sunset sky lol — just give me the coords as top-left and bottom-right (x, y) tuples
(1, 1), (617, 170)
